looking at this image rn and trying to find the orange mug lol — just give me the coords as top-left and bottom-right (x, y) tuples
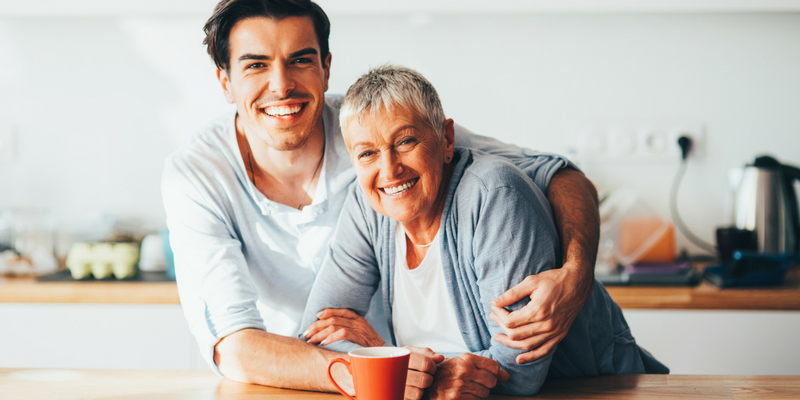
(327, 347), (410, 400)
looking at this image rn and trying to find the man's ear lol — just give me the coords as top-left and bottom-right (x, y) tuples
(443, 118), (455, 162)
(322, 52), (332, 93)
(217, 68), (235, 104)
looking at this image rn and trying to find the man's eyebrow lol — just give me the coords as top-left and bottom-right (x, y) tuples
(238, 53), (269, 62)
(236, 48), (317, 63)
(289, 48), (318, 58)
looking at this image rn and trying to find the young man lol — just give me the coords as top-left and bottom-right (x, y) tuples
(161, 0), (600, 398)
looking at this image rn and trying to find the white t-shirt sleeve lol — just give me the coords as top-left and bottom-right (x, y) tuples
(162, 155), (265, 375)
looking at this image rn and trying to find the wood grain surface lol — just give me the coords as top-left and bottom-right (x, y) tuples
(1, 267), (799, 310)
(605, 267), (800, 310)
(2, 369), (799, 399)
(0, 276), (179, 304)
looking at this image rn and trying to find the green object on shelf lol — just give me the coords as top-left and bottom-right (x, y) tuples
(66, 242), (140, 280)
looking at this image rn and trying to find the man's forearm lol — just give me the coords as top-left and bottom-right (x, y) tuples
(214, 328), (350, 393)
(546, 168), (600, 295)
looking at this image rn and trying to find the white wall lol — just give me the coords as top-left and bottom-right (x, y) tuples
(1, 11), (799, 255)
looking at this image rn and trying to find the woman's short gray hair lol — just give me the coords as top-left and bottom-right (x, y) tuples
(339, 65), (445, 140)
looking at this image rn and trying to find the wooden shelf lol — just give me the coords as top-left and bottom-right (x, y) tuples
(605, 267), (800, 311)
(0, 276), (179, 304)
(2, 267), (799, 310)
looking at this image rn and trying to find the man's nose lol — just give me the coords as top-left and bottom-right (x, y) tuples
(379, 151), (404, 179)
(268, 64), (296, 98)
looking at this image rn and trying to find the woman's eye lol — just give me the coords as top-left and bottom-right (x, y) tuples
(358, 151), (374, 159)
(398, 138), (417, 147)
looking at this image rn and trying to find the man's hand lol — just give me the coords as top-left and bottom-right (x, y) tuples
(403, 346), (444, 400)
(490, 266), (592, 364)
(426, 353), (510, 400)
(304, 308), (385, 347)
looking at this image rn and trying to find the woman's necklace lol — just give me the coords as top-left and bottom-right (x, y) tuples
(410, 238), (434, 248)
(245, 136), (326, 210)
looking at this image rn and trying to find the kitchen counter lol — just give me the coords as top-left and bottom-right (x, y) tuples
(3, 368), (799, 399)
(2, 267), (799, 310)
(606, 267), (800, 310)
(0, 275), (179, 304)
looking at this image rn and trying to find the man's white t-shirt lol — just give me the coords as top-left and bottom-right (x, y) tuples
(392, 223), (470, 354)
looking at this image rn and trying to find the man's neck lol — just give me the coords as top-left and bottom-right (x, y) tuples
(235, 115), (326, 207)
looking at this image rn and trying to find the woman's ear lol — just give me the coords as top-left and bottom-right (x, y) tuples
(443, 119), (455, 163)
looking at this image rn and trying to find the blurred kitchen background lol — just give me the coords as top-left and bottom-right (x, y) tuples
(1, 0), (799, 375)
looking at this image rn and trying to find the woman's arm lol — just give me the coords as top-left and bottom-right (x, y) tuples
(460, 171), (562, 396)
(455, 125), (599, 364)
(299, 187), (441, 400)
(299, 187), (383, 353)
(491, 168), (599, 363)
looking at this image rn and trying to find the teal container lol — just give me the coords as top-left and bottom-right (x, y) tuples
(159, 230), (175, 280)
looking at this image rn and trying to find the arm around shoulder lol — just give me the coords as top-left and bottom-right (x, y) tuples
(467, 176), (561, 395)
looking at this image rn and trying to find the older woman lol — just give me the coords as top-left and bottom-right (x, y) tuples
(300, 66), (666, 398)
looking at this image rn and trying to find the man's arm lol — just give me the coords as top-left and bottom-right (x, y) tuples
(162, 156), (349, 390)
(214, 329), (350, 392)
(491, 168), (599, 363)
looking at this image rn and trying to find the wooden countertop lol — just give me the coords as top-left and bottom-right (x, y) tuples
(0, 275), (179, 304)
(1, 267), (799, 310)
(2, 369), (799, 399)
(605, 266), (800, 311)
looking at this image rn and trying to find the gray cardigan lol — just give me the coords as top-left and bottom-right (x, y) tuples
(301, 148), (667, 396)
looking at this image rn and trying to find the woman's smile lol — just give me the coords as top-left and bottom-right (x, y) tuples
(381, 177), (420, 196)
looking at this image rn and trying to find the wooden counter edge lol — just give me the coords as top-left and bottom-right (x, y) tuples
(3, 370), (800, 400)
(2, 270), (800, 310)
(0, 279), (180, 304)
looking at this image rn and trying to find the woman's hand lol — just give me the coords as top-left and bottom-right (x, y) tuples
(403, 346), (445, 400)
(489, 266), (592, 364)
(303, 308), (385, 347)
(426, 353), (510, 400)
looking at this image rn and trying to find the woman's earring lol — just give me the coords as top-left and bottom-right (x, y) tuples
(446, 156), (451, 162)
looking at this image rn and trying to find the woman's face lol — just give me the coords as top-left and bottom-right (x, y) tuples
(344, 106), (454, 224)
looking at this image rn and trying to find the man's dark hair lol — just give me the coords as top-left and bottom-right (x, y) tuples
(203, 0), (330, 71)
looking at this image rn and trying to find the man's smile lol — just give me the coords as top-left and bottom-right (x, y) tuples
(261, 102), (306, 118)
(381, 178), (419, 195)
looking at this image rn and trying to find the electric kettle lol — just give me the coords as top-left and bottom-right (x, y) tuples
(732, 155), (800, 254)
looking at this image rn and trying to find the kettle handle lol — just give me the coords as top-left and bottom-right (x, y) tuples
(783, 165), (800, 253)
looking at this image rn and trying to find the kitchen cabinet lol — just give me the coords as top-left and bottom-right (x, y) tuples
(0, 303), (206, 370)
(2, 272), (800, 373)
(625, 309), (800, 375)
(0, 276), (201, 370)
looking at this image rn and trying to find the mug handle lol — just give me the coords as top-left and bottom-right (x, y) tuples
(327, 358), (354, 400)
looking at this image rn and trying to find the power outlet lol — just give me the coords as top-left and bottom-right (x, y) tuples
(0, 126), (17, 163)
(666, 126), (705, 161)
(575, 125), (704, 163)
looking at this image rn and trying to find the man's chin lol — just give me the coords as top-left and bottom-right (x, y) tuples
(266, 132), (314, 151)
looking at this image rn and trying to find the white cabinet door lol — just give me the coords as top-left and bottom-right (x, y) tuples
(0, 303), (207, 370)
(624, 309), (800, 375)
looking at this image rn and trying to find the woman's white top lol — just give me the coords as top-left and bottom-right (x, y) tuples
(392, 223), (470, 354)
